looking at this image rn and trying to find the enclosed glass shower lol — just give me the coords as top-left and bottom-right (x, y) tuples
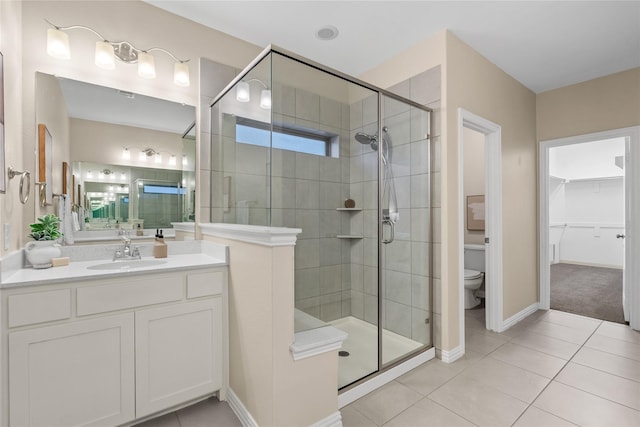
(209, 47), (432, 389)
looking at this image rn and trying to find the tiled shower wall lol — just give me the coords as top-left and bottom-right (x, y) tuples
(384, 66), (442, 349)
(347, 78), (435, 346)
(270, 83), (354, 322)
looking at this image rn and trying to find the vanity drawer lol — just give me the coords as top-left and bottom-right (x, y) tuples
(187, 271), (223, 299)
(8, 289), (72, 328)
(77, 276), (184, 316)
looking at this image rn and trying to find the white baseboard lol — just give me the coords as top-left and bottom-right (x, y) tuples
(500, 302), (540, 332)
(338, 347), (435, 408)
(440, 345), (465, 363)
(227, 388), (258, 427)
(310, 411), (343, 427)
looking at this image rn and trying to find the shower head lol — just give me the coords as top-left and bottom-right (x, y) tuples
(355, 132), (376, 145)
(355, 132), (379, 151)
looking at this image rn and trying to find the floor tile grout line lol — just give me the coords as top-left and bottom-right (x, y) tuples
(570, 355), (640, 384)
(509, 318), (603, 426)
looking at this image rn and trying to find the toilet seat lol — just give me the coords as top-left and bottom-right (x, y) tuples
(464, 269), (482, 280)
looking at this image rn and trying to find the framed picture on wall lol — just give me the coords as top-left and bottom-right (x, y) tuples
(0, 51), (6, 193)
(467, 195), (485, 231)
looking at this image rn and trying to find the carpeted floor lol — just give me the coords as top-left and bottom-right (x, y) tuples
(551, 263), (625, 324)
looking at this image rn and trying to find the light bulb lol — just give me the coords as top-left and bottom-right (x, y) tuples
(154, 153), (162, 164)
(86, 170), (93, 179)
(236, 81), (250, 102)
(122, 147), (130, 160)
(120, 172), (127, 180)
(138, 52), (156, 79)
(139, 151), (147, 162)
(169, 154), (177, 166)
(260, 89), (272, 109)
(182, 155), (188, 166)
(174, 62), (190, 87)
(47, 28), (70, 59)
(95, 41), (115, 70)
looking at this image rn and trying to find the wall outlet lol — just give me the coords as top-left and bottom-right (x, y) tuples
(3, 223), (9, 251)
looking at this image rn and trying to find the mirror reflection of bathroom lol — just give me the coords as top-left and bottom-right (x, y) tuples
(463, 127), (487, 330)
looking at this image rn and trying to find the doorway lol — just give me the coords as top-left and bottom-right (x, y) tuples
(548, 139), (625, 323)
(457, 109), (503, 355)
(540, 127), (640, 331)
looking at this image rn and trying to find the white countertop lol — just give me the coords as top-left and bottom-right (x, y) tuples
(1, 240), (228, 289)
(1, 254), (226, 289)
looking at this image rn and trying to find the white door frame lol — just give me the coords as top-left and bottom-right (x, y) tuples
(539, 126), (640, 330)
(458, 109), (503, 345)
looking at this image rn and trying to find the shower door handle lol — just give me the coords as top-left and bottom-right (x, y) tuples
(382, 219), (395, 244)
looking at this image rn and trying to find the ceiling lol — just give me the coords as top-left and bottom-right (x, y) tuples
(145, 1), (640, 93)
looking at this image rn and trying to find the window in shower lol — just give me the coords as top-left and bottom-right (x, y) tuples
(236, 118), (338, 157)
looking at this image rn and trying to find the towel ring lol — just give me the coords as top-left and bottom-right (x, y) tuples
(7, 167), (31, 204)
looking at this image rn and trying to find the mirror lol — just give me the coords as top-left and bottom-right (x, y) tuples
(35, 72), (196, 235)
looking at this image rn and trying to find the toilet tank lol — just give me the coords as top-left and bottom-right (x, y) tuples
(464, 244), (485, 272)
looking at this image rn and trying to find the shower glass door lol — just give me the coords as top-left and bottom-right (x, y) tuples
(209, 47), (433, 391)
(380, 94), (432, 367)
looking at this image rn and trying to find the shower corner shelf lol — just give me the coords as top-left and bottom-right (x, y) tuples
(337, 235), (363, 239)
(336, 208), (362, 211)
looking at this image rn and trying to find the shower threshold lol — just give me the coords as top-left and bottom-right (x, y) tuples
(330, 316), (423, 389)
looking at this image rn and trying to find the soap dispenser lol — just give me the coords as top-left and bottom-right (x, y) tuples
(136, 223), (143, 236)
(153, 229), (167, 258)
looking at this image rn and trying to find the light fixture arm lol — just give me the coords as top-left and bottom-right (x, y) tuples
(44, 19), (189, 64)
(244, 78), (268, 89)
(146, 47), (190, 64)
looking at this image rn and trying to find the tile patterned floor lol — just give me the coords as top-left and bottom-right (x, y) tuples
(134, 397), (242, 427)
(136, 309), (640, 427)
(343, 309), (640, 427)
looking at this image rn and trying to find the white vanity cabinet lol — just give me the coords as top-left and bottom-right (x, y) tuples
(2, 267), (227, 427)
(135, 298), (222, 418)
(9, 313), (136, 427)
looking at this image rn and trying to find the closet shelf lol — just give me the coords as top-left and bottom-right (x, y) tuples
(337, 235), (364, 239)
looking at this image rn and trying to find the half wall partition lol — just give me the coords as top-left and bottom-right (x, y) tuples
(209, 46), (433, 390)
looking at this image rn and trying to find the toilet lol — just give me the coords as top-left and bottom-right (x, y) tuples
(464, 244), (485, 309)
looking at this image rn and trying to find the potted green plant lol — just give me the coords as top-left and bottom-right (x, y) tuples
(25, 214), (63, 269)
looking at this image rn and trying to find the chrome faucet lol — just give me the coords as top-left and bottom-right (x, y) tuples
(113, 236), (141, 261)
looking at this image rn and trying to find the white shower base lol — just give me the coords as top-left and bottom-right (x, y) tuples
(330, 316), (423, 388)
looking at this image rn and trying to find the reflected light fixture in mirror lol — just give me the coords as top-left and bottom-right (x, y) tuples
(45, 19), (190, 87)
(235, 78), (271, 109)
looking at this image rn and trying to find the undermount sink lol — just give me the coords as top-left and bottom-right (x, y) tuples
(87, 259), (168, 271)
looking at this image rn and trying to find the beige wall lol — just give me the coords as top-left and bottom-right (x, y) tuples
(445, 32), (538, 333)
(360, 30), (538, 350)
(203, 235), (338, 427)
(537, 68), (640, 141)
(10, 0), (260, 253)
(34, 72), (70, 217)
(463, 127), (485, 245)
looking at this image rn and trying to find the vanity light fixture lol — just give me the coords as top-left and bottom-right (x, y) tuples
(45, 19), (190, 87)
(235, 78), (271, 109)
(123, 146), (182, 167)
